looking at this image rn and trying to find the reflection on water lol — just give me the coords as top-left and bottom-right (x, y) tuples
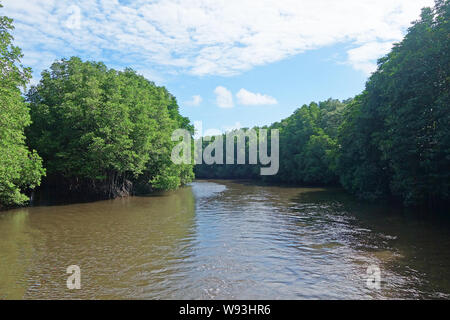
(0, 180), (449, 299)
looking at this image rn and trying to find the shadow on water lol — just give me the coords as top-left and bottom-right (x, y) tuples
(287, 188), (450, 299)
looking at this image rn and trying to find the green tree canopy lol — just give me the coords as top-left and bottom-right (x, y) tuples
(195, 98), (345, 186)
(27, 57), (193, 198)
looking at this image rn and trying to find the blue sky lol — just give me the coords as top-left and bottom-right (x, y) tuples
(171, 43), (368, 133)
(2, 0), (434, 133)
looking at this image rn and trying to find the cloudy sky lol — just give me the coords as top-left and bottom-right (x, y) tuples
(3, 0), (434, 132)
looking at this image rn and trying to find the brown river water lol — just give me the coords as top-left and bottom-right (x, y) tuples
(1, 180), (449, 299)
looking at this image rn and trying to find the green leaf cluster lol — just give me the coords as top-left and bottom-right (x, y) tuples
(197, 0), (449, 207)
(26, 57), (193, 197)
(0, 4), (45, 208)
(337, 0), (449, 206)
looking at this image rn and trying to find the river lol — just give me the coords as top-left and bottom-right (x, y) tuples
(0, 180), (449, 299)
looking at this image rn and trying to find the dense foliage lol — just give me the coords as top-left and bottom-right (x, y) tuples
(196, 0), (450, 207)
(26, 57), (194, 199)
(338, 0), (449, 206)
(0, 5), (44, 208)
(272, 99), (346, 185)
(195, 98), (346, 186)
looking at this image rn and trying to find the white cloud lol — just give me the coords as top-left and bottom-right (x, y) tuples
(347, 41), (394, 75)
(2, 0), (434, 78)
(236, 88), (277, 105)
(214, 86), (234, 108)
(186, 95), (202, 106)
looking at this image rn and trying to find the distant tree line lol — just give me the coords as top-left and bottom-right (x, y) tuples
(196, 0), (449, 207)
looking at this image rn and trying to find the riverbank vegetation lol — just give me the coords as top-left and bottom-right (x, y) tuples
(0, 4), (193, 209)
(0, 1), (448, 209)
(0, 5), (45, 208)
(26, 58), (194, 201)
(196, 0), (449, 207)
